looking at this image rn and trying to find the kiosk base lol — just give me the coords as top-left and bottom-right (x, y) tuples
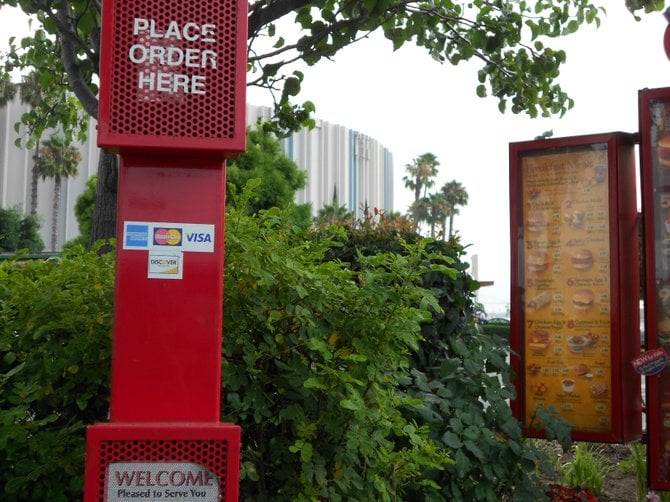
(84, 423), (241, 502)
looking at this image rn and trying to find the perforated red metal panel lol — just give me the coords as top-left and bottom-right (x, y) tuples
(85, 423), (241, 501)
(98, 0), (247, 156)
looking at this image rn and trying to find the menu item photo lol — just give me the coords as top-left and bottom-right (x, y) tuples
(528, 330), (551, 355)
(657, 134), (670, 168)
(572, 289), (595, 312)
(527, 211), (548, 234)
(528, 291), (551, 311)
(570, 249), (595, 270)
(527, 251), (549, 273)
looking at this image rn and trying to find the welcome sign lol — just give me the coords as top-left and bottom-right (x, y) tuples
(107, 463), (219, 501)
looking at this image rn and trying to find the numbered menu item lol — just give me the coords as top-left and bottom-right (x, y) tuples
(520, 146), (613, 434)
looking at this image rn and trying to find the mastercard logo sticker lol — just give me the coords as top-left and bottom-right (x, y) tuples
(153, 227), (182, 246)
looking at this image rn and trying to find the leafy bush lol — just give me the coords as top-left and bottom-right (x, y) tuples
(72, 175), (97, 247)
(222, 195), (452, 500)
(315, 217), (563, 501)
(226, 127), (310, 223)
(0, 245), (114, 500)
(0, 206), (44, 253)
(480, 320), (511, 341)
(0, 190), (568, 500)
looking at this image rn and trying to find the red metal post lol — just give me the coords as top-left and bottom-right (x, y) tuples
(110, 157), (226, 422)
(84, 0), (247, 497)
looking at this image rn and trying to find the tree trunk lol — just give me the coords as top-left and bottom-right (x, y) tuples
(52, 175), (61, 251)
(89, 150), (118, 253)
(30, 142), (39, 215)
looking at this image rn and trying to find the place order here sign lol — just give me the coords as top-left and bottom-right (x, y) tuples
(129, 18), (218, 95)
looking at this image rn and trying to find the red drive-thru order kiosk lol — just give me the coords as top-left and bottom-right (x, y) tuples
(509, 133), (642, 443)
(639, 87), (670, 490)
(83, 0), (247, 500)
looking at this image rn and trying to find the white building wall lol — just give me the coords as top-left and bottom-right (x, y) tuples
(0, 100), (393, 250)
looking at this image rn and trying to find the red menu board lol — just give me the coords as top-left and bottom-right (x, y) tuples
(510, 133), (641, 443)
(640, 87), (670, 489)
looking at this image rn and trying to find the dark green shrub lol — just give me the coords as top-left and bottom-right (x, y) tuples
(0, 195), (568, 501)
(0, 206), (44, 253)
(316, 221), (564, 501)
(73, 175), (96, 246)
(222, 200), (451, 500)
(481, 321), (511, 341)
(0, 244), (114, 500)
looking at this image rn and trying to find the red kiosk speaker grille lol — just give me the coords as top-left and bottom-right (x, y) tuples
(85, 423), (241, 501)
(97, 0), (247, 156)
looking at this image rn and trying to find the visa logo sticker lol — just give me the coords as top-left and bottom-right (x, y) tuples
(148, 251), (183, 279)
(186, 232), (212, 243)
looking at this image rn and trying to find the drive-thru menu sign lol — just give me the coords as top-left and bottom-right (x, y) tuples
(640, 87), (670, 490)
(510, 133), (642, 443)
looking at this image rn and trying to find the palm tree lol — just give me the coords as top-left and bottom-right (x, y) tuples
(427, 192), (450, 239)
(403, 152), (440, 202)
(316, 186), (353, 225)
(403, 153), (440, 230)
(409, 197), (431, 234)
(440, 180), (469, 239)
(35, 135), (81, 250)
(19, 72), (44, 216)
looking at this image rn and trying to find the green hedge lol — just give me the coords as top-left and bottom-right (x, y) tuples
(0, 245), (114, 500)
(0, 201), (566, 501)
(480, 322), (511, 341)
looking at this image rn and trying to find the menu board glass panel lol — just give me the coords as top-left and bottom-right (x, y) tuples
(518, 145), (613, 434)
(641, 88), (670, 488)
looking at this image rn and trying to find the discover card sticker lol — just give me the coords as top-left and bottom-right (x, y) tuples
(148, 251), (183, 280)
(123, 221), (215, 252)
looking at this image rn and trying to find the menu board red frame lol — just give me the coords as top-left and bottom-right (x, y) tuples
(640, 87), (670, 490)
(510, 133), (641, 443)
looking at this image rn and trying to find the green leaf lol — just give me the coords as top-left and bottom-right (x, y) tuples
(43, 17), (58, 34)
(300, 441), (313, 462)
(339, 399), (359, 411)
(463, 439), (485, 461)
(440, 358), (461, 377)
(283, 77), (301, 98)
(449, 337), (469, 357)
(304, 377), (326, 389)
(442, 431), (462, 449)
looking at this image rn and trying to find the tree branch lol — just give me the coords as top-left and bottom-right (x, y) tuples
(248, 0), (313, 37)
(56, 6), (98, 118)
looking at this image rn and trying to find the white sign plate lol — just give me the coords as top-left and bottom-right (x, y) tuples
(123, 221), (215, 253)
(106, 462), (219, 501)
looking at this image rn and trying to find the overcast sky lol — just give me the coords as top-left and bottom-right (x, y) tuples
(251, 3), (670, 315)
(2, 3), (669, 315)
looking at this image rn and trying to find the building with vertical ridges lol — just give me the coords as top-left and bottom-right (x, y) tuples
(0, 99), (394, 250)
(247, 105), (394, 218)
